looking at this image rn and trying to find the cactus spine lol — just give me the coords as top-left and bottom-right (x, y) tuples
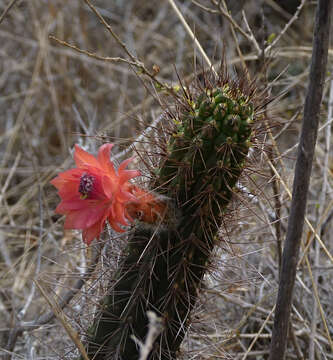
(84, 72), (256, 359)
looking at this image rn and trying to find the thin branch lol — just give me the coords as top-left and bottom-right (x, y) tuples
(131, 311), (164, 360)
(241, 306), (275, 360)
(26, 248), (99, 330)
(83, 0), (136, 63)
(221, 0), (249, 78)
(191, 0), (219, 14)
(49, 35), (138, 67)
(166, 0), (217, 75)
(211, 0), (261, 54)
(289, 322), (304, 360)
(35, 281), (90, 360)
(241, 10), (261, 54)
(310, 75), (333, 358)
(17, 185), (43, 320)
(264, 0), (295, 21)
(113, 113), (164, 161)
(267, 155), (333, 266)
(79, 0), (178, 96)
(265, 0), (307, 54)
(304, 254), (333, 353)
(3, 248), (100, 358)
(49, 35), (175, 96)
(0, 0), (18, 25)
(269, 1), (333, 359)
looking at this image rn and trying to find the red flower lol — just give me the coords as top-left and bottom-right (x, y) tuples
(51, 144), (141, 245)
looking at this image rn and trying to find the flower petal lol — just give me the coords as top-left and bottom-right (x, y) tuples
(82, 216), (107, 245)
(57, 168), (84, 179)
(97, 144), (117, 177)
(116, 186), (138, 203)
(58, 183), (81, 199)
(50, 169), (83, 190)
(119, 169), (141, 185)
(111, 201), (130, 226)
(118, 157), (133, 172)
(101, 175), (115, 199)
(74, 145), (100, 168)
(56, 198), (97, 212)
(64, 205), (107, 229)
(108, 217), (125, 233)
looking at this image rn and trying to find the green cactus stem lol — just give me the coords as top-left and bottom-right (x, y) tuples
(84, 73), (258, 360)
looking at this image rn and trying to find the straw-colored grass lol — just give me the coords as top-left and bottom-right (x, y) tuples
(0, 0), (332, 359)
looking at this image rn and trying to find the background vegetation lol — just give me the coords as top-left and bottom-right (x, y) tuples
(0, 0), (332, 359)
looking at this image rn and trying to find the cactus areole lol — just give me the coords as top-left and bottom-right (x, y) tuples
(84, 72), (258, 359)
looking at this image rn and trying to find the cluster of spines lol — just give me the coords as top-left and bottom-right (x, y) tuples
(160, 85), (253, 215)
(83, 74), (256, 360)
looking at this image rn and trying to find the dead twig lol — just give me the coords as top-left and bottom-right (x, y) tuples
(0, 0), (18, 25)
(2, 248), (100, 359)
(166, 0), (217, 75)
(264, 0), (307, 54)
(269, 1), (333, 359)
(35, 281), (90, 360)
(49, 35), (139, 67)
(82, 0), (176, 96)
(211, 0), (261, 54)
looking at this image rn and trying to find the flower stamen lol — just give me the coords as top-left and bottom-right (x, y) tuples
(79, 173), (95, 199)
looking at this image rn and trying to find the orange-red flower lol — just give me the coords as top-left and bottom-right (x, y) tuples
(51, 144), (141, 245)
(126, 186), (167, 224)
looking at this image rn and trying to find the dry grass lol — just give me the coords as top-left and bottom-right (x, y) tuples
(0, 0), (332, 359)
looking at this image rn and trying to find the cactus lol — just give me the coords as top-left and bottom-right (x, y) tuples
(83, 70), (258, 359)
